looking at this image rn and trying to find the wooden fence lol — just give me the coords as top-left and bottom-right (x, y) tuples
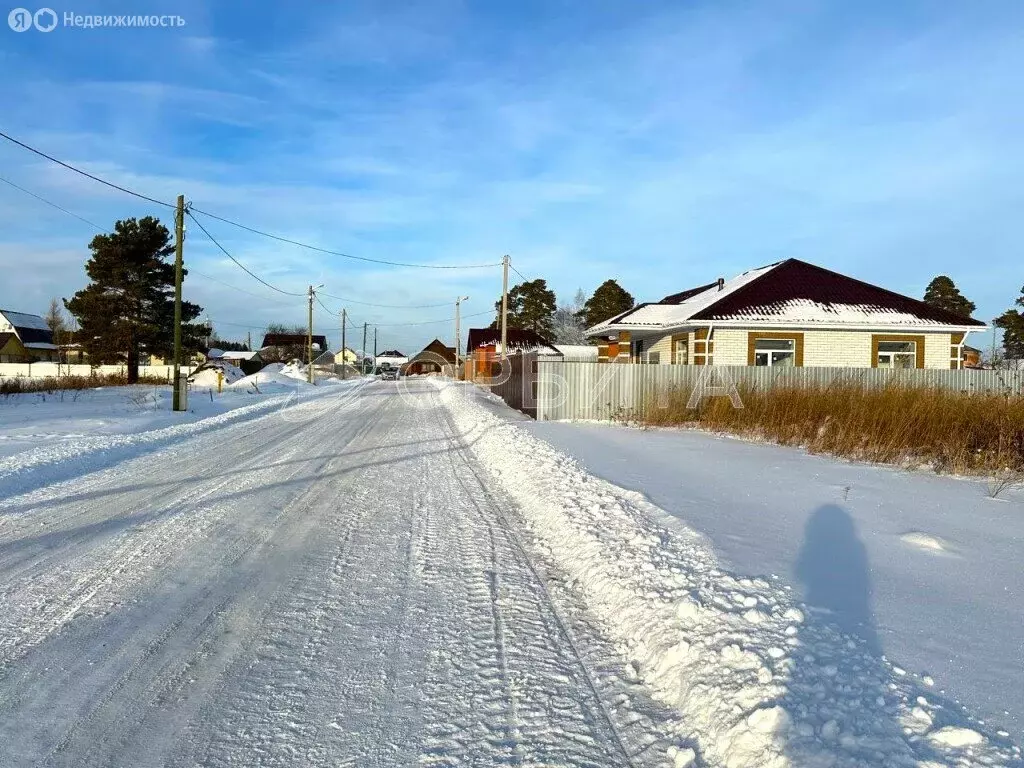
(487, 355), (1024, 421)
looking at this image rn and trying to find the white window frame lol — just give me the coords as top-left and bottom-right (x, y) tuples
(877, 341), (917, 369)
(753, 337), (796, 367)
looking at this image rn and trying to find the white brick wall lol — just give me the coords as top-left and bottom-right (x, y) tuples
(623, 328), (954, 368)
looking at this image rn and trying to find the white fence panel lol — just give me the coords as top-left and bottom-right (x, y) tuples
(526, 362), (1024, 421)
(0, 363), (194, 382)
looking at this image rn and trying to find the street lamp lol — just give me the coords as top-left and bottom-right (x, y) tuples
(455, 295), (469, 378)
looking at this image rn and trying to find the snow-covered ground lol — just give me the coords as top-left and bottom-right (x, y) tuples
(525, 418), (1024, 745)
(0, 377), (1020, 767)
(0, 380), (672, 767)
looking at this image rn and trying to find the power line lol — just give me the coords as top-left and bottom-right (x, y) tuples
(189, 207), (501, 270)
(0, 130), (175, 209)
(1, 129), (500, 271)
(186, 210), (307, 298)
(0, 173), (107, 230)
(510, 263), (530, 283)
(370, 309), (492, 327)
(318, 291), (453, 309)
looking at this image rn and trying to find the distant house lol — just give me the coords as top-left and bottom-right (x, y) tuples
(338, 347), (358, 365)
(586, 259), (987, 369)
(405, 339), (456, 375)
(0, 309), (57, 363)
(374, 349), (408, 368)
(260, 333), (328, 363)
(465, 328), (560, 379)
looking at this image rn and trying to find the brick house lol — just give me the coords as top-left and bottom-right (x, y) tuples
(586, 259), (986, 370)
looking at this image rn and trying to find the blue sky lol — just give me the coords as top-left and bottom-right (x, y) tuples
(1, 0), (1022, 354)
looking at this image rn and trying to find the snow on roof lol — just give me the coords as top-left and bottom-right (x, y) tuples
(589, 263), (779, 332)
(219, 350), (259, 360)
(0, 309), (49, 332)
(588, 259), (986, 334)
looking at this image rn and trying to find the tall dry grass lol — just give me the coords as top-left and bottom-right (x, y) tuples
(642, 384), (1024, 474)
(0, 373), (169, 396)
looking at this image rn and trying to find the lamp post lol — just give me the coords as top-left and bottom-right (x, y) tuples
(455, 295), (469, 378)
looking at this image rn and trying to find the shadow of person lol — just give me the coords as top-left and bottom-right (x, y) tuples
(794, 503), (881, 656)
(775, 504), (1014, 765)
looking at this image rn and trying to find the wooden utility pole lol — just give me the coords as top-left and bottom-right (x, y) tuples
(373, 327), (378, 363)
(307, 285), (314, 384)
(455, 295), (468, 378)
(172, 194), (185, 411)
(341, 308), (347, 380)
(362, 322), (367, 372)
(501, 254), (509, 360)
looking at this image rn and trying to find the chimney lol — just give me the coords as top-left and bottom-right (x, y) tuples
(717, 277), (725, 291)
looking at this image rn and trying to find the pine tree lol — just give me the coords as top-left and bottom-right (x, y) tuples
(581, 279), (634, 328)
(923, 275), (976, 318)
(994, 285), (1024, 360)
(491, 279), (557, 336)
(65, 217), (207, 383)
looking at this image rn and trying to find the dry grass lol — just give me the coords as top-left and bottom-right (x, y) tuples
(0, 373), (169, 396)
(642, 384), (1024, 475)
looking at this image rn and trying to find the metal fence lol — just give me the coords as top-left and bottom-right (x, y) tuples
(0, 362), (196, 382)
(489, 355), (1024, 421)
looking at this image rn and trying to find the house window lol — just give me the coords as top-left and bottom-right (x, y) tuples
(673, 337), (688, 365)
(632, 338), (645, 363)
(877, 341), (916, 369)
(648, 351), (661, 365)
(753, 338), (796, 367)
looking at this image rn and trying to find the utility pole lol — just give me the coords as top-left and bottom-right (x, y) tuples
(246, 330), (252, 352)
(455, 295), (468, 378)
(341, 308), (347, 380)
(172, 194), (185, 411)
(373, 327), (378, 362)
(362, 322), (368, 372)
(307, 285), (315, 384)
(501, 254), (509, 360)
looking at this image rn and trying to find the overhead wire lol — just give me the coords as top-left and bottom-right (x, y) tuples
(0, 130), (175, 209)
(186, 210), (307, 297)
(0, 129), (501, 270)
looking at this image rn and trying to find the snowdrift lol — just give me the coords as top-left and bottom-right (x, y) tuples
(436, 380), (1021, 768)
(189, 361), (246, 388)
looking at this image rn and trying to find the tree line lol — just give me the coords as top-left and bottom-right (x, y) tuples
(43, 212), (1024, 378)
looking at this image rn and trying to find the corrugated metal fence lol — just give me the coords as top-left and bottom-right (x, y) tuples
(490, 355), (1024, 421)
(0, 362), (195, 381)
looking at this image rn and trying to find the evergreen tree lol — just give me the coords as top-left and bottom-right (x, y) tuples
(491, 279), (557, 336)
(994, 285), (1024, 360)
(581, 279), (634, 328)
(65, 217), (207, 383)
(923, 275), (976, 318)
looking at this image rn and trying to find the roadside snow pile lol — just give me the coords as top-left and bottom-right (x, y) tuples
(437, 381), (1021, 768)
(229, 363), (314, 393)
(189, 361), (246, 388)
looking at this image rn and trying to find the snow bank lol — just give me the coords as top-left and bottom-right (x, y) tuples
(189, 361), (246, 388)
(437, 381), (1021, 768)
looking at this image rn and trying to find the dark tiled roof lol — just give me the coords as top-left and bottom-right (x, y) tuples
(377, 349), (406, 357)
(691, 259), (986, 326)
(410, 339), (456, 363)
(13, 326), (55, 345)
(466, 328), (559, 355)
(261, 333), (328, 348)
(660, 281), (719, 304)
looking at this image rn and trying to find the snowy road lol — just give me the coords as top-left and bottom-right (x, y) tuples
(0, 381), (661, 767)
